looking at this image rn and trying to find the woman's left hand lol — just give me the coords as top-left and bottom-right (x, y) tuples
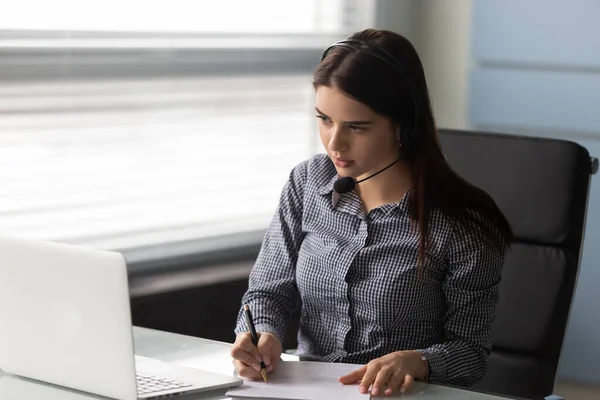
(338, 351), (427, 397)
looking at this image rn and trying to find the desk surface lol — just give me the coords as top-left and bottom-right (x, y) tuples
(0, 326), (520, 400)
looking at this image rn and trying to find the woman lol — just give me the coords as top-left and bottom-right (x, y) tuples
(230, 28), (513, 397)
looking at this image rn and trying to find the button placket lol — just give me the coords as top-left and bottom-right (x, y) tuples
(336, 217), (369, 350)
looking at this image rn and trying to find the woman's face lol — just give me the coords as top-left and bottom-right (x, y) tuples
(315, 85), (401, 180)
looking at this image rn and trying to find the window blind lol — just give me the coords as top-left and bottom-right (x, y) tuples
(0, 0), (374, 258)
(0, 75), (318, 251)
(0, 0), (374, 48)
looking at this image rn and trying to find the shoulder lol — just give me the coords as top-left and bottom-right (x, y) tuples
(287, 153), (336, 190)
(445, 207), (508, 267)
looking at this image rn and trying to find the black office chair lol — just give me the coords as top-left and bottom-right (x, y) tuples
(438, 128), (598, 400)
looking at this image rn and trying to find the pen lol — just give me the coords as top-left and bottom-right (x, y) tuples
(243, 304), (268, 383)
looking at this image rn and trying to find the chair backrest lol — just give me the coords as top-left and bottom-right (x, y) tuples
(438, 128), (596, 399)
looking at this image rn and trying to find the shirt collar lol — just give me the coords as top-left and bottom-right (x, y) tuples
(317, 171), (412, 215)
(317, 173), (339, 196)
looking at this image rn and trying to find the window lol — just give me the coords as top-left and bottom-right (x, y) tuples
(0, 1), (375, 265)
(3, 0), (350, 33)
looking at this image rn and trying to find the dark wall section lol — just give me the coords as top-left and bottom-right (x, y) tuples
(129, 265), (301, 350)
(130, 278), (250, 343)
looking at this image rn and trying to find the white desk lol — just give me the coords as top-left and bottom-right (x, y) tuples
(0, 326), (522, 399)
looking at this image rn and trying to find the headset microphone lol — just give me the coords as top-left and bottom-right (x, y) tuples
(333, 157), (402, 194)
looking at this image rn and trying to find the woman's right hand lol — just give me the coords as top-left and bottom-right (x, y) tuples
(230, 332), (282, 380)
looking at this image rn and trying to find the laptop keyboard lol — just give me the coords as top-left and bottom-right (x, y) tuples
(136, 373), (193, 396)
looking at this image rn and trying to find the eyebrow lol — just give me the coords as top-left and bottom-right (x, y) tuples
(314, 108), (374, 125)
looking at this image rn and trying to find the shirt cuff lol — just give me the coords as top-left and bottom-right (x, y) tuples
(254, 323), (284, 343)
(234, 321), (285, 345)
(417, 348), (446, 382)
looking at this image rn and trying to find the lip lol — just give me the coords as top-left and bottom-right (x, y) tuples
(332, 157), (354, 168)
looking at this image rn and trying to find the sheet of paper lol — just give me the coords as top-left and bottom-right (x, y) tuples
(225, 360), (369, 400)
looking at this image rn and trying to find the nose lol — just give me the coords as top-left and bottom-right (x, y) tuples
(327, 125), (348, 155)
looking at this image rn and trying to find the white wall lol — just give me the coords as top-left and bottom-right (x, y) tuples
(375, 0), (473, 130)
(412, 0), (472, 130)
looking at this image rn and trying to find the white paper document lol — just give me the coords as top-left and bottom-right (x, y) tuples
(225, 361), (369, 400)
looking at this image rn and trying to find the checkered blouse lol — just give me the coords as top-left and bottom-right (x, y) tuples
(235, 153), (506, 387)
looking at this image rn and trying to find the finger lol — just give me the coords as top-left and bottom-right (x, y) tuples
(338, 365), (367, 385)
(230, 345), (260, 367)
(371, 368), (394, 397)
(240, 341), (263, 362)
(234, 332), (253, 348)
(384, 371), (406, 396)
(241, 366), (264, 380)
(359, 364), (380, 394)
(233, 359), (262, 380)
(235, 334), (263, 364)
(248, 346), (263, 363)
(264, 347), (280, 373)
(400, 374), (414, 394)
(257, 334), (277, 367)
(268, 349), (280, 372)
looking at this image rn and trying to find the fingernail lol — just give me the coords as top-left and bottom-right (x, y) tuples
(252, 363), (260, 372)
(359, 386), (367, 393)
(401, 387), (406, 393)
(263, 356), (271, 366)
(372, 387), (379, 396)
(385, 389), (392, 396)
(267, 365), (274, 372)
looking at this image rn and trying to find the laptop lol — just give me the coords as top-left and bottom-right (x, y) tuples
(0, 235), (242, 400)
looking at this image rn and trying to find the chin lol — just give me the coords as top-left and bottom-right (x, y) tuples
(334, 166), (358, 176)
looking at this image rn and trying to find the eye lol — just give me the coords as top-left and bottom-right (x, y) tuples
(316, 114), (332, 124)
(348, 124), (364, 132)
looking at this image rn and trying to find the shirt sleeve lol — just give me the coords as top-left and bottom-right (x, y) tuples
(233, 161), (307, 343)
(419, 215), (507, 387)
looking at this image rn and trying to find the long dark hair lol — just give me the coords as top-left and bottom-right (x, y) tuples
(313, 29), (513, 269)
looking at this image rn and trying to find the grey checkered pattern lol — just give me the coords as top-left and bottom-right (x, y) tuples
(235, 153), (506, 387)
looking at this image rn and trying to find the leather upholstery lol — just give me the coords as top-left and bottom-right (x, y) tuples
(438, 129), (594, 399)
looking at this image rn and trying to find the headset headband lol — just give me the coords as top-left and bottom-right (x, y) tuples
(320, 39), (405, 75)
(319, 38), (420, 151)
